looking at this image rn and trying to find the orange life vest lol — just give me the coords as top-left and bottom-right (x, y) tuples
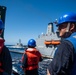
(0, 38), (5, 72)
(24, 48), (41, 70)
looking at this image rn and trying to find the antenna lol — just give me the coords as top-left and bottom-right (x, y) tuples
(53, 19), (58, 24)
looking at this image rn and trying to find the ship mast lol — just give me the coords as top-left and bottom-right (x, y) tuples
(47, 22), (54, 34)
(19, 39), (21, 45)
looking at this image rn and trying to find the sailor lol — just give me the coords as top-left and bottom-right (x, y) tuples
(47, 12), (76, 75)
(21, 39), (43, 75)
(0, 19), (12, 75)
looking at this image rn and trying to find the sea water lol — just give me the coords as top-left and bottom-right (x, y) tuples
(9, 48), (52, 75)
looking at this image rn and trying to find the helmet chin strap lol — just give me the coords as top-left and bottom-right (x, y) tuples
(62, 23), (71, 38)
(66, 23), (70, 32)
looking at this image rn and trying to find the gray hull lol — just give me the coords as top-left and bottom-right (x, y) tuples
(36, 23), (61, 58)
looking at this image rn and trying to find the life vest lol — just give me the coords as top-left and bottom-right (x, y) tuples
(24, 48), (41, 70)
(66, 32), (76, 75)
(0, 38), (5, 72)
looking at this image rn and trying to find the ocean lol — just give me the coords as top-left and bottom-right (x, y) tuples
(8, 47), (52, 75)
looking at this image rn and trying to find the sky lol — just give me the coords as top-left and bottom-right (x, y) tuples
(0, 0), (76, 45)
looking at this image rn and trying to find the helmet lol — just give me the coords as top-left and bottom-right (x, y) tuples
(0, 19), (4, 29)
(56, 12), (76, 27)
(28, 39), (36, 47)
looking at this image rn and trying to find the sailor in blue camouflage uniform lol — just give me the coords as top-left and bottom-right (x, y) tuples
(47, 12), (76, 75)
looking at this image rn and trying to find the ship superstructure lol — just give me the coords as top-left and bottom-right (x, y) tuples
(36, 22), (61, 58)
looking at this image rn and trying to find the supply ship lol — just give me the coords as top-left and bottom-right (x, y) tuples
(7, 39), (25, 49)
(36, 22), (61, 58)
